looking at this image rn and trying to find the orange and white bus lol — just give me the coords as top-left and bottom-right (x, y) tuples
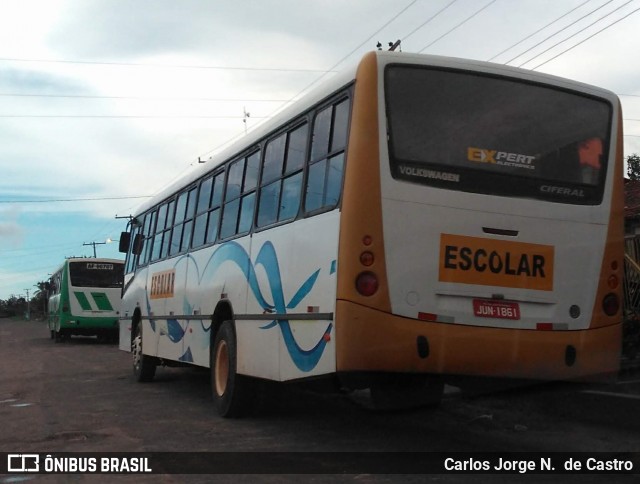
(119, 51), (624, 417)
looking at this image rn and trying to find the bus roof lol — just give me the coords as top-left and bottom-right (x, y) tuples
(50, 258), (124, 275)
(131, 60), (359, 220)
(130, 50), (618, 220)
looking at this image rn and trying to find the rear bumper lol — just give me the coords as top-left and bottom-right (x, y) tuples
(335, 300), (621, 381)
(59, 316), (119, 329)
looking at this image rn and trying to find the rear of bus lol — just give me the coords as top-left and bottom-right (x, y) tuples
(62, 259), (124, 338)
(335, 51), (623, 388)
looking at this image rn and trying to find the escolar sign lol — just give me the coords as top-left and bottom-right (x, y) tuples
(439, 234), (554, 291)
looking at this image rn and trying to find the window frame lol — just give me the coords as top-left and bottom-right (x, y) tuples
(256, 120), (309, 231)
(128, 85), (353, 266)
(303, 95), (351, 217)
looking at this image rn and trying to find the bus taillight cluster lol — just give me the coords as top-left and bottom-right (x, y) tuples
(355, 235), (379, 296)
(603, 259), (620, 316)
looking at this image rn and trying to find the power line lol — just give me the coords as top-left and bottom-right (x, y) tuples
(505, 0), (614, 65)
(531, 5), (640, 70)
(402, 0), (458, 43)
(0, 196), (152, 203)
(519, 0), (635, 68)
(0, 115), (270, 119)
(0, 56), (335, 73)
(418, 0), (498, 53)
(487, 0), (591, 62)
(196, 0), (420, 162)
(0, 92), (290, 103)
(289, 0), (419, 98)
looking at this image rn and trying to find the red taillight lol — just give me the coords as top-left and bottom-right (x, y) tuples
(360, 251), (374, 266)
(356, 272), (378, 296)
(602, 293), (619, 316)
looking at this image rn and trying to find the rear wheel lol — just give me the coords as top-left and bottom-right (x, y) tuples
(211, 321), (252, 418)
(132, 324), (156, 382)
(370, 373), (444, 411)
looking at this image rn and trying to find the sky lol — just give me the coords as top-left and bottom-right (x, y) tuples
(1, 0), (640, 300)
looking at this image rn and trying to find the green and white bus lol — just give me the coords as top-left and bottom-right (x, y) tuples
(48, 258), (124, 342)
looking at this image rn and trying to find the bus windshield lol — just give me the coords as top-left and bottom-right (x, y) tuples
(69, 262), (124, 288)
(385, 64), (612, 205)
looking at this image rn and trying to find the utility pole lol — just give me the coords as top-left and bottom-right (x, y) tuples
(24, 288), (30, 320)
(83, 241), (106, 258)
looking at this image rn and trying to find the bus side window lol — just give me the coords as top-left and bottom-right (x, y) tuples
(124, 225), (139, 273)
(220, 158), (245, 239)
(258, 133), (286, 227)
(238, 151), (260, 233)
(280, 124), (307, 220)
(162, 200), (175, 259)
(220, 151), (259, 239)
(181, 188), (197, 251)
(150, 202), (173, 262)
(305, 98), (350, 213)
(257, 123), (308, 228)
(169, 187), (197, 256)
(193, 175), (213, 248)
(139, 210), (156, 266)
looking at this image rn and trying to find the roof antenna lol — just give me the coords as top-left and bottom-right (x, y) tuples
(376, 40), (401, 52)
(243, 106), (250, 135)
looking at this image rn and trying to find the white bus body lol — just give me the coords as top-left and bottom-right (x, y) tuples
(119, 51), (623, 415)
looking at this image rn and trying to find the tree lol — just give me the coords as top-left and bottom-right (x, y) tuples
(627, 153), (640, 180)
(32, 281), (49, 318)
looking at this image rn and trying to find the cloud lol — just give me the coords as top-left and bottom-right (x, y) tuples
(0, 207), (25, 248)
(0, 66), (91, 94)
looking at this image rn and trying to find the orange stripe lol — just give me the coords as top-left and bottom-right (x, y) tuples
(588, 102), (624, 330)
(336, 300), (620, 382)
(335, 51), (391, 312)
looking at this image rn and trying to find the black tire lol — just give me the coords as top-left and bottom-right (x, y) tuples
(211, 321), (252, 418)
(132, 324), (156, 382)
(53, 320), (62, 343)
(370, 373), (444, 411)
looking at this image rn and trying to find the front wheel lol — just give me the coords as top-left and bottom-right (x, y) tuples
(132, 324), (156, 382)
(54, 327), (66, 343)
(211, 321), (252, 418)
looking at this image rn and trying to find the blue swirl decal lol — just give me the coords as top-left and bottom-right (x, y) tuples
(179, 347), (193, 363)
(252, 242), (331, 372)
(200, 243), (273, 311)
(145, 293), (156, 332)
(167, 319), (185, 343)
(146, 241), (332, 372)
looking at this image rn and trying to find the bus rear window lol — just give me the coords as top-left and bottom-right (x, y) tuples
(69, 262), (124, 288)
(384, 65), (612, 205)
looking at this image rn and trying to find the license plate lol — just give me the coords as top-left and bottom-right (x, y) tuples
(473, 299), (520, 320)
